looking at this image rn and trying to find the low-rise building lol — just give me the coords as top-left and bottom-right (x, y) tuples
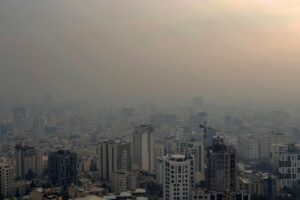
(192, 189), (250, 200)
(238, 170), (279, 199)
(29, 188), (62, 200)
(103, 189), (148, 200)
(112, 171), (138, 193)
(68, 183), (105, 199)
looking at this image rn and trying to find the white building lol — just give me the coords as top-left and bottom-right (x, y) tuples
(163, 154), (194, 200)
(278, 144), (300, 189)
(132, 125), (154, 172)
(0, 163), (15, 198)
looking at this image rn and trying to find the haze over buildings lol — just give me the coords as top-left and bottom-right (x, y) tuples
(1, 0), (300, 107)
(2, 1), (300, 200)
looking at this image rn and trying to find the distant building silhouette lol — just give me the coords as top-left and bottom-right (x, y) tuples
(132, 125), (154, 172)
(13, 107), (27, 128)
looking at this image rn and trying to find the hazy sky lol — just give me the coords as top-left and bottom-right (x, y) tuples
(1, 0), (300, 106)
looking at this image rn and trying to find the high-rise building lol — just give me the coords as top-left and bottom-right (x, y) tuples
(175, 127), (192, 142)
(97, 138), (132, 182)
(156, 158), (164, 185)
(271, 143), (288, 172)
(162, 154), (194, 200)
(207, 136), (237, 192)
(258, 132), (289, 160)
(0, 163), (15, 199)
(122, 107), (135, 119)
(193, 96), (203, 108)
(132, 125), (154, 172)
(192, 112), (208, 133)
(48, 150), (78, 187)
(205, 127), (217, 147)
(15, 144), (43, 180)
(13, 107), (27, 128)
(177, 141), (204, 174)
(238, 134), (259, 161)
(278, 144), (300, 189)
(32, 117), (45, 136)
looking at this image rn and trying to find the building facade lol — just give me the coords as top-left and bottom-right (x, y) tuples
(15, 144), (43, 180)
(48, 150), (78, 187)
(112, 171), (138, 193)
(258, 132), (289, 160)
(278, 144), (300, 189)
(177, 141), (204, 174)
(271, 143), (288, 172)
(207, 136), (237, 192)
(0, 163), (15, 199)
(132, 125), (154, 172)
(238, 170), (279, 199)
(97, 138), (132, 182)
(162, 154), (194, 200)
(238, 135), (259, 161)
(192, 189), (250, 200)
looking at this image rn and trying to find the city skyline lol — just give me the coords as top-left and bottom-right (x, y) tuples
(1, 0), (300, 200)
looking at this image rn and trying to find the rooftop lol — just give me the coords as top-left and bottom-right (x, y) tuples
(165, 154), (193, 162)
